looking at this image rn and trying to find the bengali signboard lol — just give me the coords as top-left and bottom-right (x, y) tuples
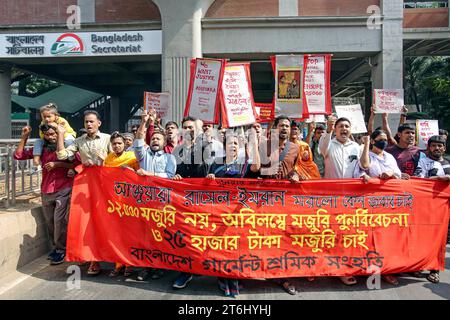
(0, 31), (161, 58)
(67, 167), (450, 278)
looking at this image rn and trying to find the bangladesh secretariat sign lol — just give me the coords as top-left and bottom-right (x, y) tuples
(0, 30), (161, 58)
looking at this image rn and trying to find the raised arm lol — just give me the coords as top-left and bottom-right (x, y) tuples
(14, 126), (32, 159)
(318, 116), (335, 157)
(359, 135), (370, 169)
(305, 121), (315, 145)
(367, 106), (375, 135)
(382, 113), (398, 146)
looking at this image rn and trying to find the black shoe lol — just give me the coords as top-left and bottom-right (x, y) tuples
(50, 250), (65, 265)
(137, 268), (150, 281)
(47, 249), (57, 260)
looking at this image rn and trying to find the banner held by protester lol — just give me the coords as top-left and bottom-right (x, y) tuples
(67, 167), (450, 279)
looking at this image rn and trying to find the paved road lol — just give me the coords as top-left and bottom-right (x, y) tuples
(1, 246), (449, 300)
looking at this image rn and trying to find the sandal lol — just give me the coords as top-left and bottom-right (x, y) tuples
(87, 262), (101, 276)
(123, 267), (133, 277)
(382, 275), (399, 286)
(281, 281), (296, 295)
(340, 276), (357, 286)
(426, 271), (440, 284)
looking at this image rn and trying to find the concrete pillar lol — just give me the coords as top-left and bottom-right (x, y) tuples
(372, 0), (403, 131)
(154, 0), (215, 125)
(108, 96), (120, 133)
(78, 0), (95, 23)
(0, 66), (11, 139)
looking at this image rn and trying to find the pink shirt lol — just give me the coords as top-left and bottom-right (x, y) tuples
(14, 147), (80, 194)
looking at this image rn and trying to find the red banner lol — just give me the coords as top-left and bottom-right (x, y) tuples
(67, 167), (450, 279)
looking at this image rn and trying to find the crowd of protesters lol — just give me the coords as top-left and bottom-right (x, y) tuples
(13, 102), (450, 297)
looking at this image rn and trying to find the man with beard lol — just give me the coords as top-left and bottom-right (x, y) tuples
(319, 116), (361, 286)
(257, 116), (302, 295)
(15, 124), (79, 265)
(133, 110), (177, 282)
(144, 109), (181, 153)
(171, 116), (212, 289)
(385, 124), (421, 179)
(414, 135), (450, 283)
(259, 116), (300, 180)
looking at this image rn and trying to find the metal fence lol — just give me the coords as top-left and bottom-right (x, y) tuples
(0, 139), (41, 208)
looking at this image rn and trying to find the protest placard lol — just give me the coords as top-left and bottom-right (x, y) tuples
(255, 103), (274, 123)
(373, 89), (404, 114)
(303, 54), (332, 116)
(334, 104), (367, 133)
(184, 58), (226, 124)
(416, 119), (439, 149)
(272, 55), (304, 119)
(220, 63), (257, 128)
(143, 92), (171, 121)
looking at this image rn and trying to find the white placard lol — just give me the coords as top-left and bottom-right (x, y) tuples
(0, 30), (161, 58)
(221, 64), (256, 127)
(373, 89), (404, 114)
(416, 119), (439, 150)
(334, 104), (367, 134)
(143, 92), (171, 123)
(187, 59), (223, 123)
(304, 55), (327, 114)
(306, 114), (326, 123)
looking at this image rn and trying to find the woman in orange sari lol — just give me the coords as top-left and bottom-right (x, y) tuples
(102, 132), (139, 277)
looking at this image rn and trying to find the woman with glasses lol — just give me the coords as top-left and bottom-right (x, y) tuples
(353, 129), (402, 286)
(103, 132), (140, 278)
(206, 130), (261, 297)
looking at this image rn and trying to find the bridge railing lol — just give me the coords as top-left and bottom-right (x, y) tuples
(0, 139), (41, 208)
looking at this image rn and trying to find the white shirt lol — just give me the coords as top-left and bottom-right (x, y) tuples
(414, 156), (450, 178)
(353, 151), (402, 179)
(319, 132), (361, 179)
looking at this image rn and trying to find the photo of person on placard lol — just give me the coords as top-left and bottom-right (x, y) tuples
(277, 70), (301, 100)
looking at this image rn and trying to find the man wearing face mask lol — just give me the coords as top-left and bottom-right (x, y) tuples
(413, 135), (450, 284)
